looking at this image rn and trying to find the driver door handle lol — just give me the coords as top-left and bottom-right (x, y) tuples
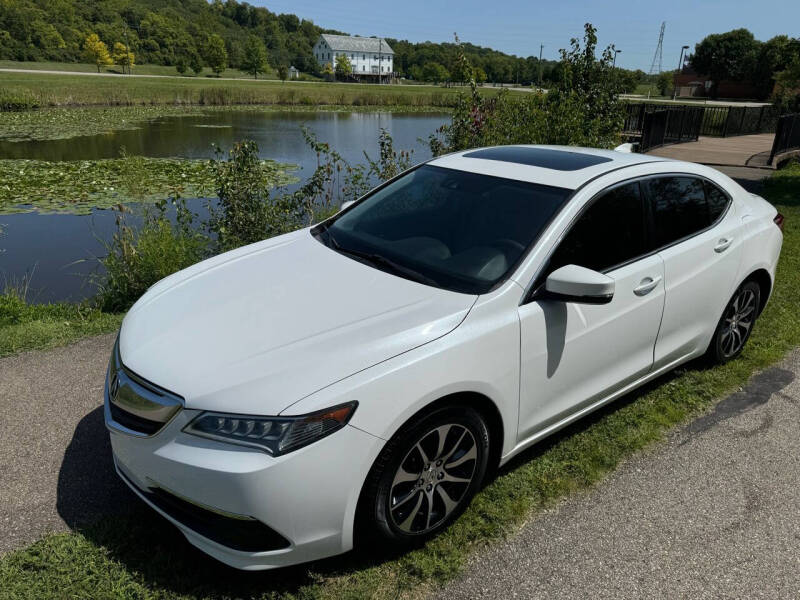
(633, 276), (662, 296)
(714, 237), (734, 253)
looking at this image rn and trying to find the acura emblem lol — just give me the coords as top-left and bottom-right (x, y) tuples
(110, 374), (120, 398)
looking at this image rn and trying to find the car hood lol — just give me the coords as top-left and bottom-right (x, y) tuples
(120, 229), (476, 415)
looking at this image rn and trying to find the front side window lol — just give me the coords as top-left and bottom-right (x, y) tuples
(548, 181), (648, 274)
(645, 176), (709, 247)
(314, 165), (571, 294)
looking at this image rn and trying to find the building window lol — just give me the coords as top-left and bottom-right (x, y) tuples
(363, 54), (366, 60)
(362, 65), (365, 71)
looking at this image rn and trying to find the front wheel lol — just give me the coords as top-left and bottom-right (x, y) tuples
(707, 280), (761, 364)
(360, 405), (490, 546)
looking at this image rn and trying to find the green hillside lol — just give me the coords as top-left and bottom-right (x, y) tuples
(0, 0), (561, 83)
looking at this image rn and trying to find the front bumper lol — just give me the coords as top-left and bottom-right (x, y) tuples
(105, 380), (384, 570)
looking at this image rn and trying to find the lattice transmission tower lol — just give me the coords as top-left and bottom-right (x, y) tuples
(649, 22), (666, 75)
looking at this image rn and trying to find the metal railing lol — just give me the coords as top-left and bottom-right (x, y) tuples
(769, 113), (800, 165)
(624, 103), (779, 139)
(639, 107), (704, 152)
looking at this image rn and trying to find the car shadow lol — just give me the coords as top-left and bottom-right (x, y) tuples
(55, 406), (138, 528)
(54, 357), (714, 596)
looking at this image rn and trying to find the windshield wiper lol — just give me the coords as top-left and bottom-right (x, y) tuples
(323, 230), (440, 287)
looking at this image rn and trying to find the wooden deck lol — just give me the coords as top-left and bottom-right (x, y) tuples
(646, 133), (775, 168)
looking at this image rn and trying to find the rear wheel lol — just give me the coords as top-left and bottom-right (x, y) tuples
(707, 280), (760, 364)
(360, 405), (489, 545)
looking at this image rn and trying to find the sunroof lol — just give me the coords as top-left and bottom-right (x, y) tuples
(463, 147), (613, 171)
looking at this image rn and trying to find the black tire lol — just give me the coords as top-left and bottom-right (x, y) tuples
(706, 280), (761, 364)
(359, 405), (490, 547)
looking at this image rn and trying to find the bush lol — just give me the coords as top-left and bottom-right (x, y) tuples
(207, 141), (305, 252)
(97, 198), (208, 312)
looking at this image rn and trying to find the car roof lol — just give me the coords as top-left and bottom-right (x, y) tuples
(427, 145), (671, 190)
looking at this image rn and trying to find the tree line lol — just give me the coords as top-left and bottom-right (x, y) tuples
(687, 29), (800, 106)
(0, 0), (642, 87)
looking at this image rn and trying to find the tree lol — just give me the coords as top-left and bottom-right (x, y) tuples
(773, 56), (800, 111)
(656, 70), (674, 96)
(473, 66), (487, 85)
(334, 53), (352, 80)
(422, 62), (449, 83)
(206, 33), (227, 76)
(277, 64), (288, 81)
(690, 29), (760, 98)
(112, 42), (135, 74)
(429, 23), (625, 155)
(189, 51), (203, 76)
(322, 61), (334, 80)
(241, 35), (267, 79)
(175, 55), (188, 75)
(83, 33), (112, 73)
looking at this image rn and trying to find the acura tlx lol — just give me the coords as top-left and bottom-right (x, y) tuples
(105, 145), (783, 569)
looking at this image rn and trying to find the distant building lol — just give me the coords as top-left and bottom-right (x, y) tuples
(288, 65), (300, 80)
(313, 34), (394, 82)
(674, 67), (759, 99)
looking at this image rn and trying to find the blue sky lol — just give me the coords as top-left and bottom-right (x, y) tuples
(253, 0), (799, 71)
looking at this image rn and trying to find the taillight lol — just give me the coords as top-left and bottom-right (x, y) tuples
(774, 212), (784, 232)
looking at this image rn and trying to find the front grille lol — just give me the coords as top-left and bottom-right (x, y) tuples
(109, 402), (164, 435)
(118, 469), (291, 552)
(105, 337), (183, 437)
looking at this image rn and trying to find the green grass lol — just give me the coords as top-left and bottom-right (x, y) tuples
(0, 292), (123, 357)
(1, 166), (799, 599)
(0, 71), (490, 108)
(0, 59), (302, 80)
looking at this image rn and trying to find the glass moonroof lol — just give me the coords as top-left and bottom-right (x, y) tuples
(463, 146), (613, 171)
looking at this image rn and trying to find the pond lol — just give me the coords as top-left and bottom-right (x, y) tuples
(0, 110), (448, 302)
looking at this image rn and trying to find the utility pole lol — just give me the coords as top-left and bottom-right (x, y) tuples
(538, 44), (544, 89)
(379, 38), (382, 85)
(613, 49), (621, 68)
(673, 45), (689, 100)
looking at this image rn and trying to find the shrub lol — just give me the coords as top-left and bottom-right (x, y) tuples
(97, 198), (208, 312)
(207, 141), (305, 252)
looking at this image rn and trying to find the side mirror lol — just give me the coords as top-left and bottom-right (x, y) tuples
(340, 200), (355, 211)
(543, 265), (614, 304)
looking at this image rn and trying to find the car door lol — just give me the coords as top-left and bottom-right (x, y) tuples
(517, 180), (665, 440)
(643, 176), (744, 367)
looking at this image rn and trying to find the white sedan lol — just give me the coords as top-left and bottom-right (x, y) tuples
(105, 145), (783, 569)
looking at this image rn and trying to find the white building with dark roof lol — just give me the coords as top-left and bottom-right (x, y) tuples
(313, 34), (394, 81)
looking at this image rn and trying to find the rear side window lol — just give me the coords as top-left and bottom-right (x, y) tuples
(548, 181), (648, 273)
(705, 181), (731, 222)
(645, 177), (710, 247)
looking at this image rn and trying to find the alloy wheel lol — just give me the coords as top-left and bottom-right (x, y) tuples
(388, 423), (478, 534)
(720, 287), (757, 358)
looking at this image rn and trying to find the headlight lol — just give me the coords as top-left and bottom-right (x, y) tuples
(182, 402), (357, 456)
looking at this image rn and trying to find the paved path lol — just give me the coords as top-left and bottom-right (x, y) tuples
(648, 134), (775, 168)
(0, 333), (137, 554)
(435, 348), (800, 599)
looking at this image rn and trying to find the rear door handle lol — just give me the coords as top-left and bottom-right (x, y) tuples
(714, 237), (733, 253)
(633, 276), (662, 296)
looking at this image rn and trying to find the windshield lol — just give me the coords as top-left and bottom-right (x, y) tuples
(314, 165), (572, 294)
